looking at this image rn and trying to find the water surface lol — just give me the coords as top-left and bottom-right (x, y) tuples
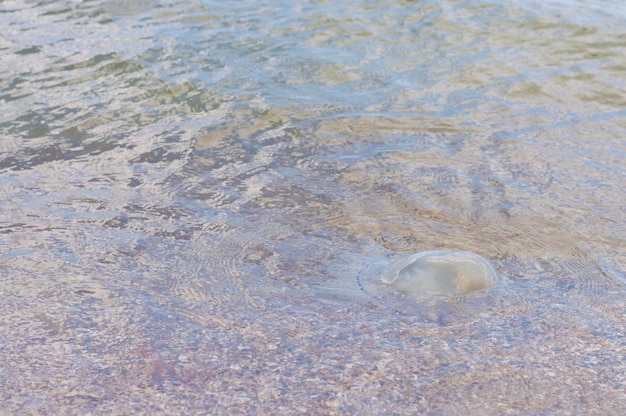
(1, 0), (625, 413)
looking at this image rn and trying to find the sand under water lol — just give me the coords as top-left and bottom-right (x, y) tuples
(1, 0), (626, 414)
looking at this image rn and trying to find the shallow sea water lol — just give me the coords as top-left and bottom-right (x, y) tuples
(1, 0), (626, 414)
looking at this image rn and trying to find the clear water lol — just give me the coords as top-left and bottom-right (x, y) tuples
(1, 0), (625, 413)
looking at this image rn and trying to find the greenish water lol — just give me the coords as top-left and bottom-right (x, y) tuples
(1, 0), (625, 413)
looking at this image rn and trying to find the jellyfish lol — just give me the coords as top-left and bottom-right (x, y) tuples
(382, 250), (498, 295)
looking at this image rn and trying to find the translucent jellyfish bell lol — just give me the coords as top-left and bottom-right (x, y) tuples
(382, 250), (499, 295)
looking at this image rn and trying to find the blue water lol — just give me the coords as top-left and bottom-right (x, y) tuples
(1, 0), (625, 413)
